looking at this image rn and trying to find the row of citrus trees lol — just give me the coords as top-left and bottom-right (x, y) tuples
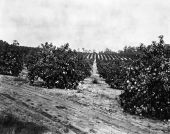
(0, 40), (40, 76)
(97, 36), (170, 120)
(0, 40), (92, 89)
(97, 58), (130, 89)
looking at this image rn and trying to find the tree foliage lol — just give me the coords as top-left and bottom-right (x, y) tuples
(120, 35), (170, 120)
(97, 36), (170, 120)
(26, 42), (91, 89)
(0, 40), (23, 76)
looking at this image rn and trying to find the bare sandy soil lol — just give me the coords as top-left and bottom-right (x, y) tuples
(0, 60), (169, 134)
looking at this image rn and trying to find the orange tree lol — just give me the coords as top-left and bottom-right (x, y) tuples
(120, 36), (170, 120)
(26, 43), (91, 89)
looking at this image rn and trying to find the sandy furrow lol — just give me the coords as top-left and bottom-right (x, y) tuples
(0, 92), (87, 134)
(0, 77), (148, 133)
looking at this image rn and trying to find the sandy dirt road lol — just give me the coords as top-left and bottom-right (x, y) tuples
(0, 60), (169, 134)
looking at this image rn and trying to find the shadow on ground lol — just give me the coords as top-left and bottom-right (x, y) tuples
(0, 111), (49, 134)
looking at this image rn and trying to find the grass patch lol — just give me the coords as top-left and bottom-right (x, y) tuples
(13, 77), (27, 81)
(13, 77), (28, 85)
(92, 78), (98, 84)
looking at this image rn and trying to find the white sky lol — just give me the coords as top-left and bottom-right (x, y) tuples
(0, 0), (170, 51)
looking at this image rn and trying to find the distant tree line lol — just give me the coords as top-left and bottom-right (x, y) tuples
(99, 40), (170, 59)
